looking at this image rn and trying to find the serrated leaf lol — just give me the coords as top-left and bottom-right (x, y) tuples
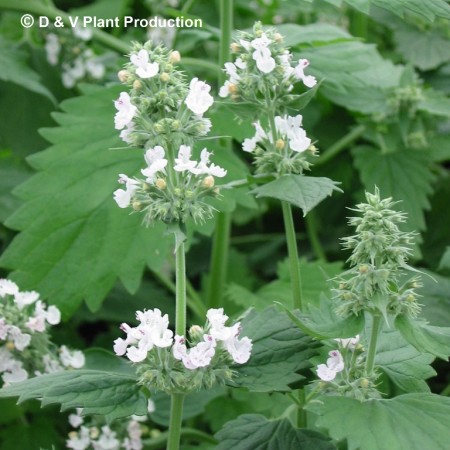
(251, 175), (341, 216)
(308, 394), (450, 450)
(0, 84), (172, 319)
(395, 315), (450, 360)
(215, 414), (336, 450)
(376, 328), (435, 393)
(0, 369), (147, 423)
(0, 38), (55, 102)
(232, 306), (319, 392)
(353, 146), (436, 232)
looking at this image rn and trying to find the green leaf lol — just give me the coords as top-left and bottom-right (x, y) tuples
(0, 84), (171, 319)
(418, 90), (450, 118)
(394, 24), (450, 71)
(276, 23), (352, 47)
(344, 0), (370, 14)
(308, 394), (450, 450)
(232, 306), (320, 392)
(0, 38), (55, 102)
(251, 175), (342, 216)
(395, 315), (450, 360)
(438, 247), (450, 273)
(353, 146), (436, 232)
(0, 150), (33, 223)
(0, 368), (147, 423)
(215, 414), (336, 450)
(376, 328), (435, 393)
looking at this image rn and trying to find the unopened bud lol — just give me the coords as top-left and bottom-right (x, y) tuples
(308, 144), (318, 155)
(133, 79), (142, 90)
(185, 190), (194, 199)
(154, 122), (164, 133)
(150, 429), (162, 439)
(165, 63), (173, 72)
(169, 50), (181, 64)
(72, 46), (81, 55)
(189, 325), (204, 340)
(228, 83), (238, 94)
(213, 187), (220, 195)
(360, 378), (370, 388)
(155, 178), (166, 190)
(160, 72), (170, 83)
(90, 427), (100, 439)
(406, 294), (415, 302)
(230, 42), (240, 52)
(274, 33), (283, 43)
(359, 264), (369, 274)
(172, 120), (181, 130)
(132, 201), (142, 211)
(202, 175), (215, 189)
(68, 432), (78, 439)
(5, 341), (15, 351)
(339, 283), (346, 290)
(174, 188), (182, 196)
(275, 139), (285, 150)
(118, 70), (130, 83)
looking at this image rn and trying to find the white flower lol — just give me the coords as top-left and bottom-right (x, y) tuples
(334, 335), (360, 350)
(185, 78), (214, 116)
(251, 33), (276, 74)
(317, 350), (344, 381)
(207, 308), (241, 341)
(31, 300), (61, 330)
(0, 278), (19, 297)
(174, 334), (216, 370)
(147, 399), (156, 413)
(59, 345), (85, 369)
(235, 57), (247, 70)
(62, 58), (86, 88)
(25, 316), (46, 333)
(2, 361), (28, 385)
(130, 49), (159, 79)
(45, 33), (60, 66)
(120, 123), (135, 144)
(294, 59), (317, 88)
(174, 145), (197, 173)
(69, 408), (84, 428)
(242, 138), (257, 153)
(14, 290), (39, 310)
(242, 120), (269, 152)
(141, 146), (168, 182)
(0, 347), (15, 372)
(73, 25), (93, 41)
(275, 115), (311, 152)
(92, 425), (120, 450)
(239, 39), (251, 51)
(219, 80), (233, 98)
(224, 62), (240, 84)
(113, 174), (139, 208)
(66, 426), (91, 450)
(192, 149), (227, 177)
(7, 326), (31, 351)
(224, 336), (252, 364)
(42, 354), (63, 373)
(84, 51), (105, 79)
(114, 92), (137, 130)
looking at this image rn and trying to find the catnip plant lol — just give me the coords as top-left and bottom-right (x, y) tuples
(112, 41), (253, 450)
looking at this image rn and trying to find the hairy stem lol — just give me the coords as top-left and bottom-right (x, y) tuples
(206, 0), (233, 309)
(281, 201), (303, 311)
(365, 314), (382, 376)
(166, 394), (185, 450)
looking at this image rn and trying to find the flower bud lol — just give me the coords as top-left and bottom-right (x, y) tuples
(230, 42), (240, 52)
(360, 378), (370, 388)
(68, 432), (78, 440)
(5, 341), (15, 351)
(339, 283), (346, 290)
(406, 294), (416, 302)
(160, 72), (170, 83)
(132, 201), (142, 211)
(154, 122), (164, 133)
(275, 139), (285, 150)
(189, 325), (204, 340)
(133, 79), (142, 90)
(174, 188), (182, 197)
(359, 264), (369, 274)
(308, 144), (318, 155)
(186, 190), (194, 198)
(155, 178), (166, 190)
(118, 70), (130, 83)
(202, 175), (215, 189)
(171, 120), (181, 130)
(228, 83), (238, 95)
(169, 50), (181, 64)
(274, 33), (283, 43)
(90, 427), (100, 439)
(213, 187), (220, 195)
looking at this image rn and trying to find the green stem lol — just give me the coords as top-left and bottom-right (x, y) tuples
(305, 211), (327, 261)
(281, 201), (303, 311)
(317, 125), (365, 166)
(166, 394), (185, 450)
(145, 428), (217, 449)
(175, 242), (187, 336)
(365, 314), (382, 376)
(206, 0), (233, 309)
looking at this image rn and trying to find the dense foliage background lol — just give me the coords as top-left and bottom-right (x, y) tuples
(0, 0), (450, 448)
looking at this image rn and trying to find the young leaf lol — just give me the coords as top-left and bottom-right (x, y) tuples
(395, 315), (450, 360)
(251, 175), (342, 217)
(215, 414), (336, 450)
(308, 394), (450, 450)
(231, 306), (320, 392)
(353, 146), (436, 233)
(0, 84), (171, 318)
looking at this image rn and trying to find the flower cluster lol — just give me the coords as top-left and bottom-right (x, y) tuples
(218, 21), (316, 101)
(243, 114), (316, 176)
(333, 188), (422, 318)
(113, 42), (226, 224)
(44, 26), (105, 88)
(0, 279), (84, 386)
(66, 404), (154, 450)
(114, 308), (252, 394)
